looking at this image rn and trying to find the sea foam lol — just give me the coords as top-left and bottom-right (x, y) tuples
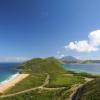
(0, 72), (19, 85)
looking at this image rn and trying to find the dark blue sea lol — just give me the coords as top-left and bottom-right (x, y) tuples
(0, 63), (20, 83)
(63, 63), (100, 74)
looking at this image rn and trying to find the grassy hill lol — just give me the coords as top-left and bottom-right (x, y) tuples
(77, 78), (100, 100)
(19, 57), (66, 74)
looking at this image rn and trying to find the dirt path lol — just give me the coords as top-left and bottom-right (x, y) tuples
(41, 73), (50, 87)
(70, 77), (94, 100)
(0, 73), (65, 98)
(69, 84), (83, 100)
(0, 74), (93, 99)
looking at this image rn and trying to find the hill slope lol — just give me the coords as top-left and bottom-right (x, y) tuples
(77, 78), (100, 100)
(20, 57), (66, 74)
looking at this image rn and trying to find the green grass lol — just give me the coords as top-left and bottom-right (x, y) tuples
(19, 57), (66, 74)
(4, 73), (85, 95)
(74, 72), (99, 78)
(4, 73), (46, 94)
(48, 74), (85, 88)
(0, 89), (73, 100)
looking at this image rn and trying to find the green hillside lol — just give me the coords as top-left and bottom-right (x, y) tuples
(78, 78), (100, 100)
(19, 57), (66, 74)
(0, 57), (85, 100)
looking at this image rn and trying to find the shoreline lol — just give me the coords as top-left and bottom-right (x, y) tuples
(0, 73), (20, 85)
(0, 73), (29, 93)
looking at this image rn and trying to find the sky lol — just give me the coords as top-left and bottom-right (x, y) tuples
(0, 0), (100, 62)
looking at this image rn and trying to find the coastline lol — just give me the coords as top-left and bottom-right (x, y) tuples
(0, 73), (29, 93)
(0, 73), (20, 85)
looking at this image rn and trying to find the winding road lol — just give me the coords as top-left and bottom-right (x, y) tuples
(0, 73), (66, 98)
(0, 74), (93, 99)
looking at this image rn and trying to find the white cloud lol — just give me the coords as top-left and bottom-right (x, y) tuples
(65, 30), (100, 52)
(89, 30), (100, 46)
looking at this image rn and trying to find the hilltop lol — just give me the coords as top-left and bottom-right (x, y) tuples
(19, 57), (66, 74)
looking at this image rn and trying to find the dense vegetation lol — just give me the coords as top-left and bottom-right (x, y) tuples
(48, 74), (84, 88)
(77, 78), (100, 100)
(0, 57), (86, 100)
(0, 89), (73, 100)
(4, 73), (46, 94)
(19, 57), (66, 74)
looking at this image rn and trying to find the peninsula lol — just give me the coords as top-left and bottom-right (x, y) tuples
(0, 57), (98, 100)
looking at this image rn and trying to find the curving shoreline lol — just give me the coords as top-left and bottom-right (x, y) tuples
(0, 74), (29, 93)
(0, 73), (19, 85)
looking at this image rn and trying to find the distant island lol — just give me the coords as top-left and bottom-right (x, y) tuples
(60, 56), (100, 64)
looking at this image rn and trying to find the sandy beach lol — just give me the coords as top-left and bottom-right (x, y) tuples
(0, 74), (29, 93)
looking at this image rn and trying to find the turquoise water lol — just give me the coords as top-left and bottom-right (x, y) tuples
(0, 63), (20, 83)
(63, 63), (100, 74)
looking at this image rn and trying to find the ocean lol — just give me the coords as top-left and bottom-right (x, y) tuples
(63, 63), (100, 75)
(0, 63), (20, 83)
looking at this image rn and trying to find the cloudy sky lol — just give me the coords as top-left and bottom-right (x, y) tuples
(0, 0), (100, 62)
